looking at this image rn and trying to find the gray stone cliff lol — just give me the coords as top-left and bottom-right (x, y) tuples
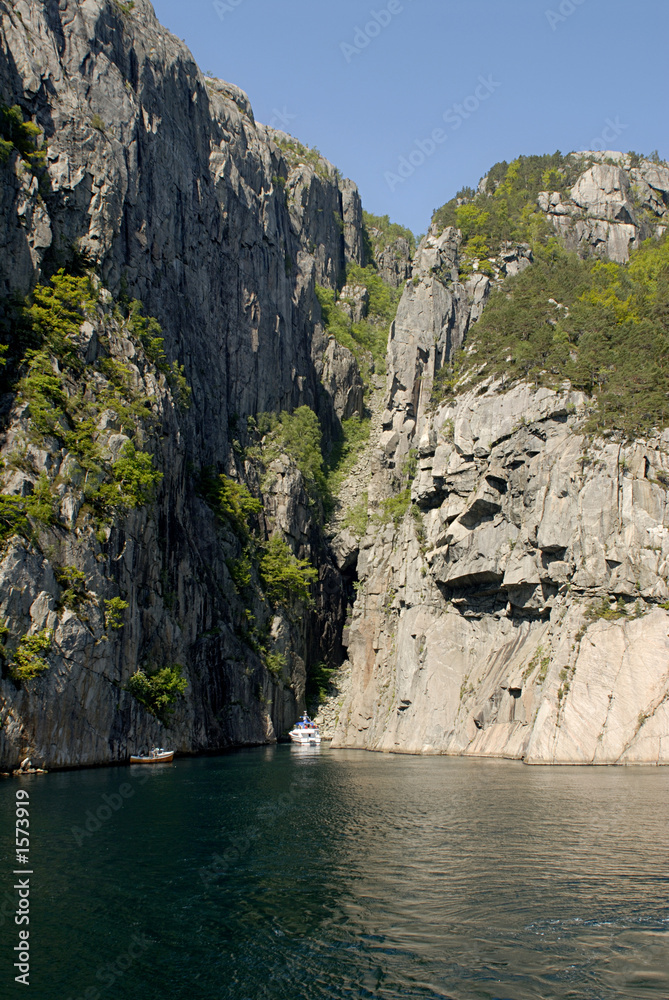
(0, 0), (363, 768)
(538, 152), (668, 263)
(328, 158), (669, 765)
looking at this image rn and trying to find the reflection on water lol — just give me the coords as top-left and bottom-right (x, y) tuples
(1, 748), (667, 999)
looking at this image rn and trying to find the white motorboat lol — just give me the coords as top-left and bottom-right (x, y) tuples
(289, 713), (321, 745)
(129, 747), (174, 764)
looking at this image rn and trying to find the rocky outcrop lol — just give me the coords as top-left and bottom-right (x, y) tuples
(383, 228), (471, 466)
(362, 218), (414, 288)
(331, 378), (669, 762)
(372, 236), (413, 288)
(537, 154), (669, 262)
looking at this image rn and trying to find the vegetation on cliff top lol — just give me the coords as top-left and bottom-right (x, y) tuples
(430, 153), (585, 277)
(274, 135), (331, 180)
(362, 211), (416, 259)
(433, 232), (669, 435)
(430, 149), (668, 281)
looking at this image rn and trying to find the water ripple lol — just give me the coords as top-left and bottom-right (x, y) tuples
(2, 749), (667, 999)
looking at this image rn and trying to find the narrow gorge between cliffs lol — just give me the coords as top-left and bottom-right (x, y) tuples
(0, 0), (668, 775)
(1, 2), (669, 998)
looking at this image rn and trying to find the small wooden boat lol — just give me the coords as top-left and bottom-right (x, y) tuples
(129, 747), (174, 764)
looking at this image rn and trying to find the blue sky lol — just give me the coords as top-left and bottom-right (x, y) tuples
(151, 0), (669, 236)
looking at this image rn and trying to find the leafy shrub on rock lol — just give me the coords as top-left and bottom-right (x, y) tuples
(259, 535), (317, 608)
(25, 271), (97, 367)
(0, 102), (44, 169)
(93, 442), (162, 514)
(104, 597), (129, 630)
(10, 630), (52, 681)
(215, 475), (262, 537)
(0, 474), (57, 548)
(126, 664), (187, 725)
(56, 566), (87, 612)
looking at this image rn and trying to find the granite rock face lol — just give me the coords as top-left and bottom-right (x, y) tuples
(536, 154), (669, 262)
(371, 235), (413, 288)
(332, 376), (669, 762)
(330, 177), (669, 763)
(0, 0), (362, 769)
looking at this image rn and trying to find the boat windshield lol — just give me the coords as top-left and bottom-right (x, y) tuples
(295, 715), (317, 729)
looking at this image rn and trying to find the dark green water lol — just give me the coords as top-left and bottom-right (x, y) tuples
(1, 748), (668, 1000)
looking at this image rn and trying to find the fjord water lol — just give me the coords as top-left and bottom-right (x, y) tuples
(2, 750), (668, 1000)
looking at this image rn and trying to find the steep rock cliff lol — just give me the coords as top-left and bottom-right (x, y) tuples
(0, 0), (364, 769)
(330, 155), (669, 764)
(331, 378), (669, 763)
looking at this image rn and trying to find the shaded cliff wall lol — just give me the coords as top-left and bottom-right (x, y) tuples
(0, 0), (364, 768)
